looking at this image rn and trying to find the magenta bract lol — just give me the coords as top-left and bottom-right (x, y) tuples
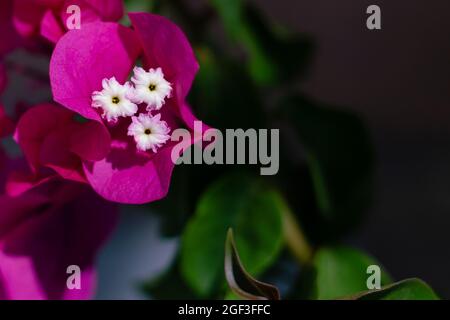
(0, 179), (118, 299)
(49, 13), (202, 204)
(12, 0), (124, 43)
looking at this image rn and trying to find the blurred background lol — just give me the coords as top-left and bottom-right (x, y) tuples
(259, 0), (450, 297)
(95, 0), (450, 298)
(1, 0), (449, 299)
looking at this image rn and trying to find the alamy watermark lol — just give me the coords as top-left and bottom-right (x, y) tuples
(66, 5), (81, 30)
(65, 4), (382, 33)
(66, 265), (81, 290)
(170, 121), (280, 176)
(366, 265), (382, 290)
(366, 5), (381, 30)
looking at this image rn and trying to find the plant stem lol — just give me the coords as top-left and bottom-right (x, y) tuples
(280, 198), (313, 265)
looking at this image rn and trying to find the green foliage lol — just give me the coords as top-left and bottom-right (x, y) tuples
(224, 229), (280, 300)
(243, 6), (314, 84)
(354, 278), (439, 300)
(130, 0), (439, 300)
(180, 174), (284, 297)
(208, 0), (275, 84)
(207, 0), (312, 85)
(313, 246), (391, 299)
(191, 47), (265, 130)
(122, 0), (160, 25)
(279, 95), (374, 241)
(208, 0), (243, 36)
(124, 0), (159, 13)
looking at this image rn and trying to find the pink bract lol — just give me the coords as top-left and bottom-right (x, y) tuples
(0, 179), (117, 299)
(1, 112), (117, 299)
(49, 13), (204, 204)
(12, 0), (124, 43)
(14, 104), (110, 185)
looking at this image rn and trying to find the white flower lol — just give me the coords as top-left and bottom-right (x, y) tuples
(127, 113), (171, 152)
(91, 77), (138, 122)
(130, 67), (172, 111)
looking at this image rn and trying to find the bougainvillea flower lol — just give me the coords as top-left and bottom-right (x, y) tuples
(12, 0), (124, 43)
(0, 126), (116, 299)
(130, 67), (173, 111)
(0, 178), (118, 299)
(127, 113), (171, 153)
(50, 13), (205, 204)
(91, 77), (138, 122)
(14, 103), (110, 185)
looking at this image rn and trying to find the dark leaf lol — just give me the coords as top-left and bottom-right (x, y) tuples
(180, 173), (284, 297)
(348, 278), (439, 300)
(207, 0), (263, 82)
(225, 229), (280, 300)
(279, 95), (374, 241)
(244, 5), (314, 84)
(191, 47), (265, 130)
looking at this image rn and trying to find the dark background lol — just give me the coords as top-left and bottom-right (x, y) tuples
(248, 0), (450, 297)
(2, 0), (448, 299)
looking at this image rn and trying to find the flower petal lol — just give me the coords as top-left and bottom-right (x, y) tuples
(5, 171), (57, 197)
(69, 121), (111, 161)
(15, 104), (110, 179)
(0, 182), (118, 300)
(61, 0), (124, 25)
(50, 22), (141, 121)
(40, 9), (65, 43)
(39, 130), (86, 183)
(12, 0), (46, 38)
(129, 13), (199, 110)
(83, 143), (177, 204)
(15, 104), (73, 173)
(0, 190), (49, 238)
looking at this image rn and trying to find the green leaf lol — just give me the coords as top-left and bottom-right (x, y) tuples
(225, 229), (280, 300)
(314, 246), (392, 300)
(351, 278), (440, 300)
(124, 0), (159, 13)
(207, 1), (279, 84)
(208, 2), (313, 85)
(280, 95), (374, 240)
(208, 0), (244, 37)
(244, 5), (314, 84)
(180, 173), (284, 297)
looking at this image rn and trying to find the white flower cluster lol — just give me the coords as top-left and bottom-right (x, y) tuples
(91, 67), (172, 152)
